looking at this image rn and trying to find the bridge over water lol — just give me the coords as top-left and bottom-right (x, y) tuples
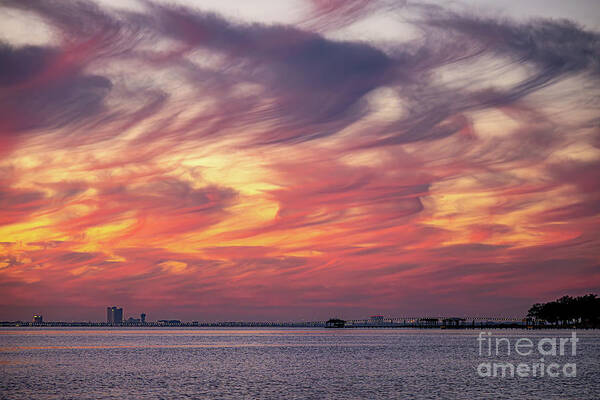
(339, 316), (527, 328)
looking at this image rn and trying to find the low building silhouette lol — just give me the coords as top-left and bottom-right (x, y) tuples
(442, 317), (465, 328)
(106, 307), (123, 324)
(418, 318), (439, 327)
(157, 320), (181, 325)
(326, 318), (345, 328)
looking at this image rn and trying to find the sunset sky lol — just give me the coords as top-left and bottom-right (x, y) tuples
(1, 0), (599, 322)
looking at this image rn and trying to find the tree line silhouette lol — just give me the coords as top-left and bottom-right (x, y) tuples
(527, 294), (599, 327)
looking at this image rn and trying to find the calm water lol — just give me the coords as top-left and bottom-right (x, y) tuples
(1, 328), (599, 399)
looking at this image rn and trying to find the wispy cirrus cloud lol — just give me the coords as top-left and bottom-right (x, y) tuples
(0, 0), (599, 321)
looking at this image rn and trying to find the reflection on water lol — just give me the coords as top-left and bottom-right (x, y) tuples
(1, 328), (599, 399)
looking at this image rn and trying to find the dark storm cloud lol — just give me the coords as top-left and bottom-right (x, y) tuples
(0, 0), (163, 146)
(1, 0), (394, 144)
(356, 9), (600, 147)
(2, 1), (598, 149)
(146, 4), (395, 143)
(432, 15), (600, 86)
(0, 42), (112, 133)
(0, 43), (52, 85)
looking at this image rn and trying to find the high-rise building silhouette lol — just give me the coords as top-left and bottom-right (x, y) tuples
(106, 306), (123, 324)
(141, 313), (146, 324)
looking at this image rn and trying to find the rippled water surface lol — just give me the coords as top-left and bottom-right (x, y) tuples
(1, 328), (599, 399)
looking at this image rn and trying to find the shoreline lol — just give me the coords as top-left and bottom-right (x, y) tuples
(1, 323), (598, 329)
